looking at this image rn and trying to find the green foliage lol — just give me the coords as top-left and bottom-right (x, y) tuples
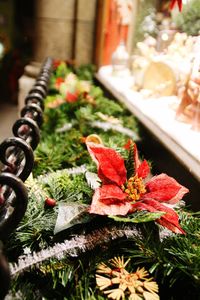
(99, 133), (131, 151)
(33, 130), (89, 177)
(42, 103), (71, 134)
(54, 61), (70, 78)
(13, 194), (55, 251)
(9, 211), (200, 299)
(6, 61), (199, 300)
(109, 211), (165, 223)
(94, 96), (124, 116)
(33, 124), (138, 177)
(127, 211), (200, 292)
(32, 83), (138, 177)
(163, 211), (200, 284)
(90, 85), (103, 99)
(75, 64), (96, 82)
(30, 59), (139, 177)
(173, 0), (200, 36)
(125, 141), (135, 179)
(8, 171), (92, 252)
(9, 256), (105, 299)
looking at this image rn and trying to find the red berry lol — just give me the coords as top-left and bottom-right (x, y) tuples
(45, 198), (56, 207)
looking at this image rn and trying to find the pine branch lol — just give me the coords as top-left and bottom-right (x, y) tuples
(38, 165), (87, 182)
(7, 166), (92, 252)
(126, 211), (200, 287)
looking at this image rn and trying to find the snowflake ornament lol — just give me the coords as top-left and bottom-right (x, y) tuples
(96, 256), (159, 300)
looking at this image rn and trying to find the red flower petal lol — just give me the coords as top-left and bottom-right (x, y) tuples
(89, 186), (132, 216)
(98, 184), (127, 203)
(87, 143), (127, 186)
(136, 160), (150, 179)
(143, 174), (189, 204)
(131, 199), (185, 234)
(66, 91), (78, 103)
(132, 143), (150, 178)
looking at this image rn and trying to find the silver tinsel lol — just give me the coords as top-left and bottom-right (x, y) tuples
(90, 121), (139, 141)
(37, 164), (88, 184)
(55, 123), (73, 133)
(85, 171), (101, 190)
(10, 225), (142, 277)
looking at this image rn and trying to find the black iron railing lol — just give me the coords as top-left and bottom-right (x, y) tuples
(0, 57), (52, 300)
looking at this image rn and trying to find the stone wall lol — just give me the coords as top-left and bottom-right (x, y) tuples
(75, 0), (97, 65)
(33, 0), (97, 65)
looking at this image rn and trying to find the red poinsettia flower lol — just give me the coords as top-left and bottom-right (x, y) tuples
(86, 142), (189, 234)
(170, 0), (182, 11)
(65, 91), (78, 103)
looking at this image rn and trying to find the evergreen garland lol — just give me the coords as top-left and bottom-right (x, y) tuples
(5, 62), (200, 300)
(33, 71), (139, 177)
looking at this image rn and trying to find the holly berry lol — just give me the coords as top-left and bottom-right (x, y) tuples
(45, 198), (56, 207)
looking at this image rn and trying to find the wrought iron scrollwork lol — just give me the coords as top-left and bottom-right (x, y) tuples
(0, 56), (53, 298)
(29, 85), (47, 98)
(25, 92), (45, 111)
(20, 103), (43, 127)
(0, 137), (34, 181)
(0, 172), (28, 240)
(12, 117), (40, 150)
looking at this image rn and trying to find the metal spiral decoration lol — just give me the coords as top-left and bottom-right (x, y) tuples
(0, 173), (28, 240)
(0, 57), (53, 298)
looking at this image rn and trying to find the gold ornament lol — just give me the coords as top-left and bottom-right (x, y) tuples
(96, 257), (159, 300)
(85, 134), (103, 145)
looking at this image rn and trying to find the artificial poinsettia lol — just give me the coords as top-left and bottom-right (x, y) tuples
(86, 141), (189, 234)
(170, 0), (182, 11)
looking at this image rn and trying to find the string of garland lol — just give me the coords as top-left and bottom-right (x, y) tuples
(5, 62), (200, 300)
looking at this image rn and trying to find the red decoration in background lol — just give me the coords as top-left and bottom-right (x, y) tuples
(103, 0), (132, 65)
(53, 60), (62, 69)
(170, 0), (183, 11)
(87, 141), (189, 234)
(55, 77), (64, 89)
(66, 91), (78, 103)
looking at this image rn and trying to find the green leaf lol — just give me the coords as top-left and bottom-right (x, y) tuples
(125, 141), (135, 179)
(54, 202), (92, 234)
(109, 210), (165, 223)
